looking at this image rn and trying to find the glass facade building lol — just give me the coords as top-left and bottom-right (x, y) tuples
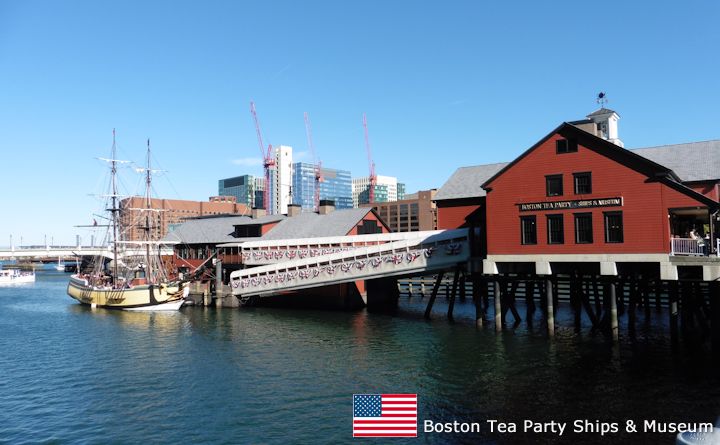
(292, 163), (352, 210)
(218, 175), (257, 207)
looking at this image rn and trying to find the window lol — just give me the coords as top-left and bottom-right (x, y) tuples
(573, 172), (592, 194)
(520, 216), (537, 245)
(574, 213), (593, 244)
(234, 224), (262, 238)
(358, 219), (382, 235)
(556, 138), (578, 154)
(604, 211), (623, 243)
(546, 175), (563, 197)
(547, 214), (564, 244)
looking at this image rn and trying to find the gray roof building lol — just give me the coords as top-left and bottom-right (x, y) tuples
(261, 208), (379, 240)
(631, 140), (720, 182)
(434, 162), (508, 201)
(163, 214), (285, 245)
(164, 208), (383, 245)
(434, 138), (720, 202)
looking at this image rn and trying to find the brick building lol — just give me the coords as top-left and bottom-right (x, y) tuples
(119, 196), (250, 242)
(363, 189), (438, 232)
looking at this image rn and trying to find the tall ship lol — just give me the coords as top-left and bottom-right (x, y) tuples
(67, 131), (187, 310)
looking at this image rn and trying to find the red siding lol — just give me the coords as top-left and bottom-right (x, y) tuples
(437, 202), (482, 229)
(346, 212), (391, 235)
(687, 182), (720, 201)
(486, 133), (711, 255)
(261, 222), (279, 235)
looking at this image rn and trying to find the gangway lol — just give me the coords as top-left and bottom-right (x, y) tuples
(223, 231), (444, 266)
(229, 229), (470, 300)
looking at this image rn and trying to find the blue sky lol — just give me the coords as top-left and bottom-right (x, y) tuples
(1, 0), (719, 246)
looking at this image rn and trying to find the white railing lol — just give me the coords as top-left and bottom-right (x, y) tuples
(229, 229), (469, 297)
(670, 238), (706, 256)
(218, 231), (443, 266)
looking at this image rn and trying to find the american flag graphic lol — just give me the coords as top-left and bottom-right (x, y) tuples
(353, 394), (417, 437)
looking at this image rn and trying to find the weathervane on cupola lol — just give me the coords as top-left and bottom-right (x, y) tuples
(596, 91), (608, 107)
(586, 91), (624, 147)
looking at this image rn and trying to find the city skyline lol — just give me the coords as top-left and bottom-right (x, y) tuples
(1, 1), (719, 245)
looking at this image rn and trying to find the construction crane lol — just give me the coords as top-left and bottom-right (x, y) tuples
(362, 113), (377, 204)
(250, 101), (275, 213)
(304, 112), (323, 212)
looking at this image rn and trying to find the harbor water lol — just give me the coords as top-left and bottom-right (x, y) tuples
(0, 268), (718, 444)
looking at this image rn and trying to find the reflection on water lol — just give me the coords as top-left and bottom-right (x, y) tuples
(0, 271), (717, 444)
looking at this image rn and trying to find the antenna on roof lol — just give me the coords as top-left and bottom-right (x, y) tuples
(596, 91), (608, 107)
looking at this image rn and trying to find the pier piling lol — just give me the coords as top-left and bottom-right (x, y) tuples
(473, 276), (484, 327)
(447, 269), (460, 322)
(545, 278), (554, 337)
(494, 280), (502, 332)
(609, 280), (619, 342)
(424, 272), (444, 320)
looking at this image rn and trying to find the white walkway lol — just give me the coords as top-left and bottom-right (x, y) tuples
(229, 229), (470, 298)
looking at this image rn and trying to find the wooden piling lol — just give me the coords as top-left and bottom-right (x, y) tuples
(628, 274), (637, 333)
(447, 268), (460, 322)
(669, 280), (679, 347)
(424, 272), (444, 320)
(214, 260), (223, 308)
(617, 277), (625, 316)
(506, 279), (521, 326)
(473, 275), (484, 328)
(495, 280), (502, 332)
(545, 278), (554, 337)
(609, 280), (619, 341)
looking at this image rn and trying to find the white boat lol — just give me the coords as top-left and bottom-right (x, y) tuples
(0, 269), (36, 285)
(66, 132), (186, 310)
(54, 257), (64, 271)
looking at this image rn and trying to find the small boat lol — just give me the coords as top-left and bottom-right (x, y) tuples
(0, 268), (36, 285)
(54, 257), (64, 271)
(66, 132), (186, 310)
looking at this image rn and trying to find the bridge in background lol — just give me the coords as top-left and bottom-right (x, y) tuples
(0, 245), (174, 260)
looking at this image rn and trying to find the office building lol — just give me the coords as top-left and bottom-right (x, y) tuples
(292, 163), (353, 210)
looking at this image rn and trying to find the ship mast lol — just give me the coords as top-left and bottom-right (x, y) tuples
(111, 129), (119, 281)
(145, 139), (152, 281)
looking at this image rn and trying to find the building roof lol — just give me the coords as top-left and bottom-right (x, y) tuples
(162, 214), (285, 245)
(631, 140), (720, 182)
(261, 208), (379, 240)
(434, 162), (508, 201)
(164, 208), (385, 245)
(587, 107), (617, 117)
(481, 122), (718, 209)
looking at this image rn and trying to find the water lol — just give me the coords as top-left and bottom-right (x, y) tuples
(0, 269), (718, 444)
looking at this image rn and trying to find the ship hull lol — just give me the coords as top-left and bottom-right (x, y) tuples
(67, 275), (186, 310)
(0, 271), (35, 285)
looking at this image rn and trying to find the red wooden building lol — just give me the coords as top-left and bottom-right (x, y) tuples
(480, 116), (720, 280)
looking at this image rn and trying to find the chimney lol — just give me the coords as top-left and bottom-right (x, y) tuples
(251, 207), (266, 219)
(287, 204), (302, 217)
(318, 199), (335, 215)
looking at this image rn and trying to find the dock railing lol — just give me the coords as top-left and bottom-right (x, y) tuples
(670, 238), (706, 256)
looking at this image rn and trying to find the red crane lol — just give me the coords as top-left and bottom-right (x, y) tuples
(304, 112), (323, 212)
(362, 113), (376, 203)
(250, 101), (275, 213)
